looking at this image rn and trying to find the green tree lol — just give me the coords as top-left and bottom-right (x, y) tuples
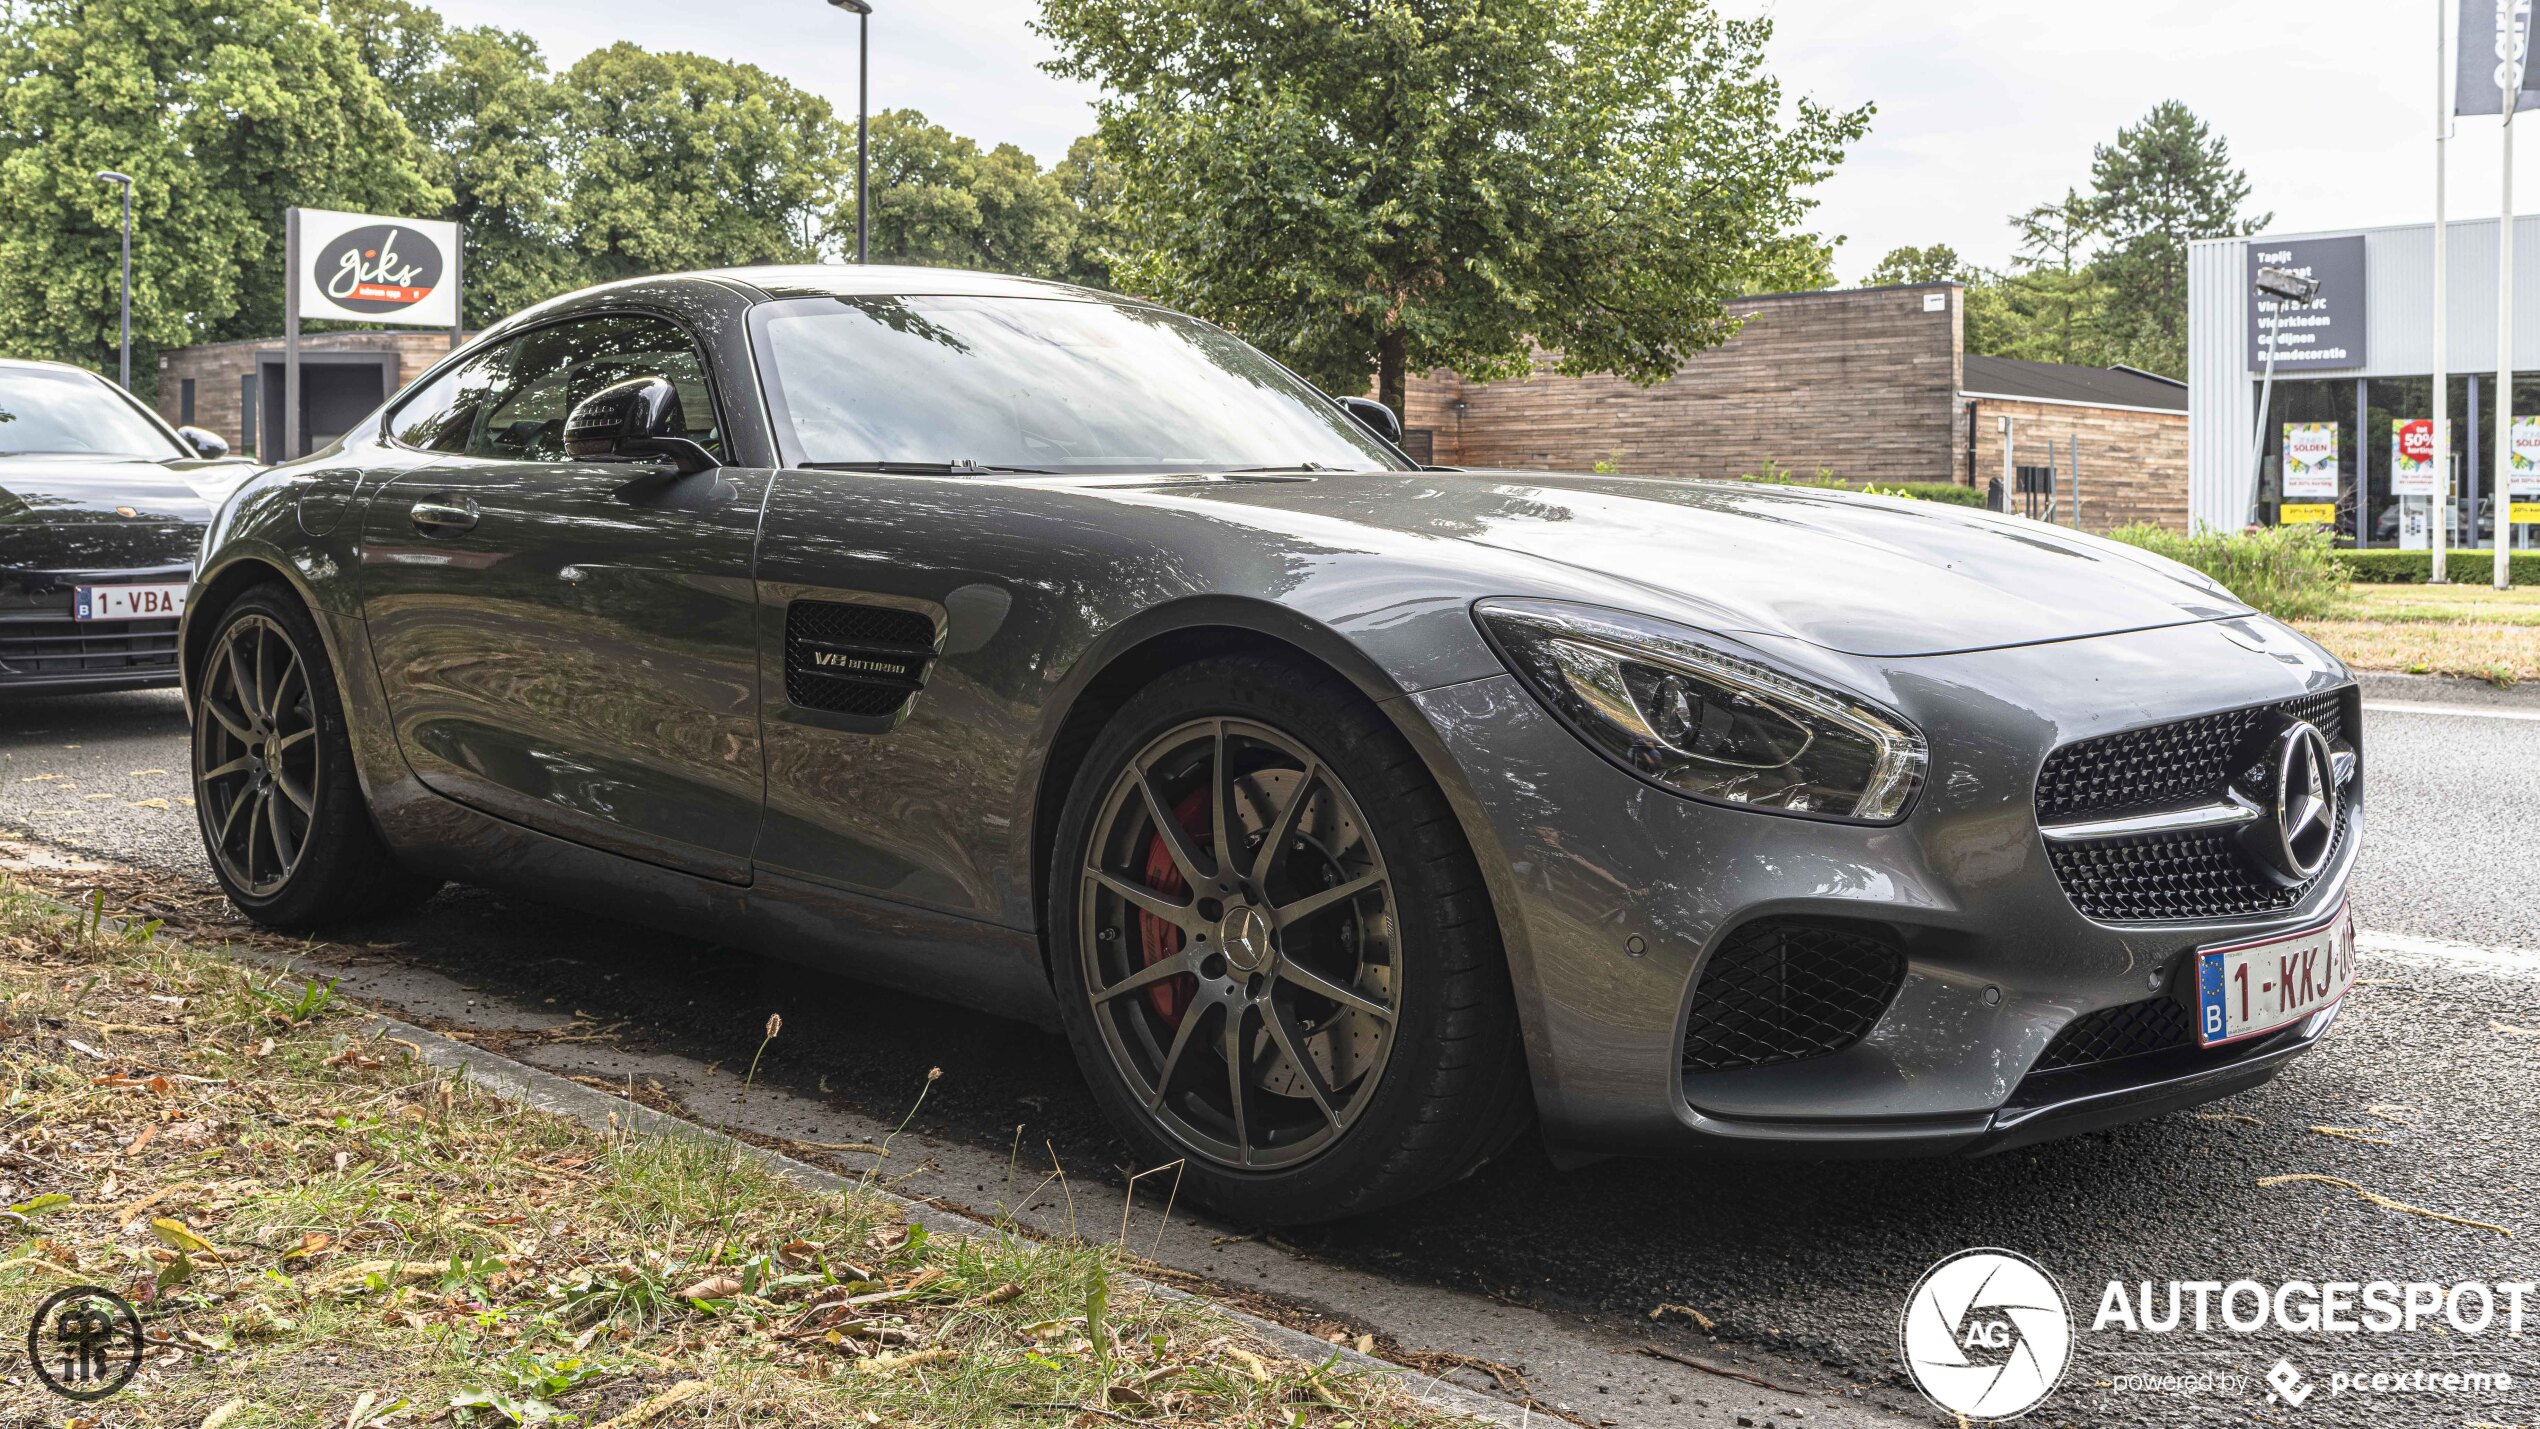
(1741, 230), (1841, 295)
(1052, 132), (1125, 291)
(0, 0), (443, 383)
(1037, 0), (1869, 415)
(2003, 187), (2113, 366)
(861, 108), (1076, 278)
(2088, 100), (2266, 377)
(330, 0), (581, 326)
(556, 44), (848, 281)
(1866, 244), (1965, 287)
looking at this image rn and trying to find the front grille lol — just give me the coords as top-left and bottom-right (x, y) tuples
(0, 615), (180, 680)
(2033, 995), (2193, 1073)
(2038, 689), (2355, 923)
(2037, 689), (2345, 820)
(1681, 919), (1906, 1074)
(783, 601), (937, 716)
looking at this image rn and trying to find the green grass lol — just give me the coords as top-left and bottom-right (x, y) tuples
(0, 887), (1476, 1427)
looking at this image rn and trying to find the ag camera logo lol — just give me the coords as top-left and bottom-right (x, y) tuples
(1900, 1248), (2072, 1421)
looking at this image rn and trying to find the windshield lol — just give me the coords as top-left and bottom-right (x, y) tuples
(0, 366), (186, 459)
(754, 295), (1408, 474)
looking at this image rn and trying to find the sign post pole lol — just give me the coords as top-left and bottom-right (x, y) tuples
(449, 229), (464, 351)
(284, 207), (301, 462)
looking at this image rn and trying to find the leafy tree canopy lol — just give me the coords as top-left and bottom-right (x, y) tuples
(557, 44), (848, 282)
(0, 0), (443, 382)
(329, 0), (580, 326)
(862, 108), (1077, 279)
(1037, 0), (1870, 412)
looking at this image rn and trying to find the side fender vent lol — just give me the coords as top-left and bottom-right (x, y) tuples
(785, 601), (939, 717)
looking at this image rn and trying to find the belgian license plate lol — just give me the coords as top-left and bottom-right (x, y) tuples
(2195, 904), (2357, 1047)
(73, 582), (187, 622)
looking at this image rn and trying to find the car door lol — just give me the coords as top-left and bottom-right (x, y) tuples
(356, 312), (769, 883)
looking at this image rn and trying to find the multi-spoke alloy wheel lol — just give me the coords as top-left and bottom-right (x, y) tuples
(189, 585), (439, 926)
(195, 613), (319, 897)
(1079, 717), (1402, 1170)
(1050, 655), (1527, 1222)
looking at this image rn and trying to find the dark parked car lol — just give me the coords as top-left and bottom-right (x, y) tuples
(0, 357), (243, 692)
(181, 268), (2361, 1221)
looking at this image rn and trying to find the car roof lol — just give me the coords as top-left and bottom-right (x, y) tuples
(0, 355), (111, 379)
(491, 264), (1146, 335)
(698, 264), (1122, 303)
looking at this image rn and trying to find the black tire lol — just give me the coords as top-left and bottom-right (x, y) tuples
(1048, 653), (1529, 1223)
(190, 583), (440, 926)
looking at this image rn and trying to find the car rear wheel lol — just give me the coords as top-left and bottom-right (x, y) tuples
(192, 584), (439, 926)
(1048, 654), (1528, 1223)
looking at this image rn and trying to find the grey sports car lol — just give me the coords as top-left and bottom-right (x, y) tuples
(181, 268), (2361, 1221)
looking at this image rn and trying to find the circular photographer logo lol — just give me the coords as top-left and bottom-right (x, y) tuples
(313, 222), (444, 315)
(1899, 1249), (2071, 1421)
(25, 1284), (143, 1401)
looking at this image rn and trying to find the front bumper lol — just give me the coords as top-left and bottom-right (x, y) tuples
(0, 562), (190, 692)
(1409, 614), (2358, 1159)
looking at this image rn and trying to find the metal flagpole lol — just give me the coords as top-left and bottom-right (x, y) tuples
(2500, 19), (2520, 592)
(2435, 0), (2453, 582)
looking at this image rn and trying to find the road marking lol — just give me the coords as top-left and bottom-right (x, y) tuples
(2362, 700), (2540, 724)
(2359, 927), (2540, 978)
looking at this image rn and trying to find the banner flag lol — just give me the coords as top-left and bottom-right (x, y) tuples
(2457, 0), (2540, 114)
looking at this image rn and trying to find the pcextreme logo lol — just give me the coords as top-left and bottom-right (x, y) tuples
(1898, 1248), (2073, 1421)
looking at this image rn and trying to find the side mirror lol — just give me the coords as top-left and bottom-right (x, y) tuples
(564, 374), (716, 475)
(177, 425), (229, 460)
(1336, 395), (1404, 446)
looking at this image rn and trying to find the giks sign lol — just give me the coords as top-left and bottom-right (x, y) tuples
(292, 208), (460, 327)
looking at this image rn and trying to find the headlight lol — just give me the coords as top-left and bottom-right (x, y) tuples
(1475, 600), (1926, 822)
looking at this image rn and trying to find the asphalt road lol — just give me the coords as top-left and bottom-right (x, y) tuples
(3, 682), (2535, 1429)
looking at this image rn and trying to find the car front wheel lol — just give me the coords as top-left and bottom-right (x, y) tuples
(191, 584), (438, 926)
(1049, 654), (1528, 1223)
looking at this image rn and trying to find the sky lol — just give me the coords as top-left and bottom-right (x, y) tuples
(425, 0), (2492, 285)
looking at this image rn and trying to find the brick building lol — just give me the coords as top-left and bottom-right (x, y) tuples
(153, 330), (470, 461)
(1400, 282), (2189, 532)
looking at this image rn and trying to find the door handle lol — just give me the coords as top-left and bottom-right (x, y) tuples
(409, 497), (477, 535)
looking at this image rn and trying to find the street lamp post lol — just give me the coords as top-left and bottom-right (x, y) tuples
(827, 0), (872, 264)
(2248, 264), (2322, 527)
(94, 171), (133, 389)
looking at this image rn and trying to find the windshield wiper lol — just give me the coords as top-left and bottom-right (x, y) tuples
(799, 459), (1054, 475)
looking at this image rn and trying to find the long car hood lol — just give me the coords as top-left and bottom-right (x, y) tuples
(1099, 468), (2248, 658)
(0, 454), (227, 573)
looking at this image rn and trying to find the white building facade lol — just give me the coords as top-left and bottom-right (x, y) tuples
(2188, 217), (2540, 545)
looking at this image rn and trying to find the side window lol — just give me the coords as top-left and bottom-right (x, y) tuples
(386, 342), (511, 452)
(469, 315), (722, 463)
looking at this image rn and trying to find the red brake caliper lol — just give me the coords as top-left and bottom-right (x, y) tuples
(1135, 787), (1212, 1024)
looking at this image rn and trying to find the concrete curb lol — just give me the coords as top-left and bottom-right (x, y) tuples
(2354, 669), (2539, 710)
(362, 1009), (1533, 1427)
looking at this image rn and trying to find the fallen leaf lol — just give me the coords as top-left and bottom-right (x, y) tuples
(122, 1124), (158, 1157)
(127, 769), (168, 778)
(199, 1397), (246, 1429)
(152, 1216), (219, 1255)
(675, 1273), (743, 1301)
(131, 799), (170, 811)
(282, 1232), (332, 1262)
